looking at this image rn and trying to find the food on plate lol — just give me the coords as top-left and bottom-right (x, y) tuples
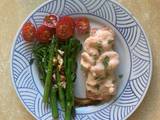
(81, 27), (119, 101)
(22, 14), (84, 120)
(33, 37), (81, 120)
(36, 25), (53, 43)
(43, 14), (58, 29)
(64, 38), (82, 119)
(56, 16), (75, 41)
(21, 13), (119, 119)
(75, 17), (90, 34)
(60, 16), (75, 29)
(81, 52), (95, 70)
(75, 97), (100, 106)
(22, 21), (36, 42)
(90, 51), (119, 76)
(43, 14), (58, 35)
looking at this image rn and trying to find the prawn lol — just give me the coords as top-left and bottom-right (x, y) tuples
(81, 52), (95, 70)
(83, 36), (100, 56)
(90, 51), (119, 77)
(96, 27), (115, 51)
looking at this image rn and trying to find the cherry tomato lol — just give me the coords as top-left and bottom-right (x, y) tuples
(75, 17), (90, 34)
(56, 16), (74, 41)
(36, 25), (53, 43)
(43, 14), (58, 34)
(22, 21), (36, 42)
(60, 16), (75, 29)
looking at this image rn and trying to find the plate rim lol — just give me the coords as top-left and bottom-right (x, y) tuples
(10, 0), (153, 119)
(111, 0), (153, 119)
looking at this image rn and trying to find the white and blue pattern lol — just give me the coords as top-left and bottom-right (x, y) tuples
(11, 0), (152, 120)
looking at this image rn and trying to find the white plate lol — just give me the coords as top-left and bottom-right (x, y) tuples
(11, 0), (152, 120)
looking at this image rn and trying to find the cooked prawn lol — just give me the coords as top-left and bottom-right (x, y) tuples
(81, 52), (95, 70)
(83, 36), (100, 56)
(90, 51), (119, 77)
(97, 51), (119, 70)
(80, 26), (119, 102)
(96, 28), (115, 51)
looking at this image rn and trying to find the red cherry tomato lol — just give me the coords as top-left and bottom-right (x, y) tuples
(56, 16), (74, 41)
(75, 17), (90, 34)
(43, 14), (58, 34)
(36, 25), (53, 43)
(22, 21), (36, 42)
(60, 16), (75, 29)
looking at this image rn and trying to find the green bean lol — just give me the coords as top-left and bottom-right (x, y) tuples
(64, 38), (81, 120)
(33, 43), (49, 84)
(50, 87), (59, 120)
(65, 58), (74, 120)
(43, 38), (56, 103)
(56, 70), (65, 111)
(35, 36), (82, 120)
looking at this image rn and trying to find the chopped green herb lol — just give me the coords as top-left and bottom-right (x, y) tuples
(95, 41), (101, 47)
(95, 76), (104, 81)
(108, 40), (113, 44)
(95, 41), (103, 53)
(93, 55), (98, 60)
(119, 74), (123, 79)
(80, 64), (84, 69)
(103, 56), (110, 67)
(95, 76), (99, 80)
(95, 84), (100, 90)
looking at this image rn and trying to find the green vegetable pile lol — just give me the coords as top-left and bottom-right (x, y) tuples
(33, 37), (82, 120)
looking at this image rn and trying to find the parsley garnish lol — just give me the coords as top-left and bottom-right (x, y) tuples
(108, 40), (113, 44)
(95, 84), (100, 90)
(119, 74), (123, 79)
(103, 56), (110, 67)
(93, 54), (98, 60)
(95, 76), (104, 81)
(95, 41), (103, 53)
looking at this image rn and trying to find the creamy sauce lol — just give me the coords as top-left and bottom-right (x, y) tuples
(80, 26), (119, 101)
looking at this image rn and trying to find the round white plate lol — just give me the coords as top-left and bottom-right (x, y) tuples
(11, 0), (152, 120)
